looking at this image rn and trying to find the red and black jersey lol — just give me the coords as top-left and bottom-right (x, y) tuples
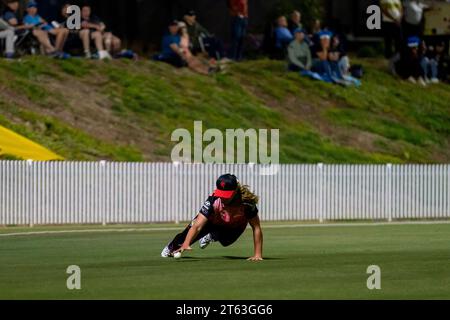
(199, 196), (258, 228)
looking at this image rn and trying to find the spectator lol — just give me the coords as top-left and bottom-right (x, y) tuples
(227, 0), (248, 61)
(329, 34), (360, 86)
(3, 0), (60, 57)
(178, 21), (216, 75)
(54, 3), (83, 55)
(420, 40), (439, 83)
(311, 19), (322, 35)
(273, 15), (293, 59)
(0, 16), (15, 58)
(103, 30), (122, 57)
(287, 28), (323, 81)
(312, 31), (334, 83)
(24, 1), (69, 56)
(183, 10), (225, 60)
(82, 5), (122, 57)
(288, 10), (313, 48)
(312, 31), (357, 86)
(402, 0), (429, 38)
(288, 29), (311, 72)
(154, 20), (186, 68)
(288, 10), (303, 34)
(329, 34), (349, 76)
(309, 19), (323, 50)
(275, 16), (293, 49)
(434, 42), (449, 82)
(80, 5), (112, 59)
(380, 0), (403, 59)
(395, 36), (427, 86)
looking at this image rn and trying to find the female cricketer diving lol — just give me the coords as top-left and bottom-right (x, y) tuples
(161, 174), (264, 261)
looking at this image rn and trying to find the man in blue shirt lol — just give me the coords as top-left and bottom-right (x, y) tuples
(273, 15), (293, 59)
(24, 1), (69, 54)
(154, 21), (186, 68)
(275, 16), (293, 49)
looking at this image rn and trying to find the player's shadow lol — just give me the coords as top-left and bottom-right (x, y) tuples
(176, 256), (204, 262)
(222, 256), (283, 261)
(176, 256), (282, 262)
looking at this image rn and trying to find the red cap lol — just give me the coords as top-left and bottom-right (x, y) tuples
(213, 174), (238, 199)
(213, 189), (236, 199)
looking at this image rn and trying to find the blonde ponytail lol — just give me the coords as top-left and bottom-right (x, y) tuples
(238, 183), (259, 205)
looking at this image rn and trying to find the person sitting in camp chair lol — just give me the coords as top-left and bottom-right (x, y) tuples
(23, 1), (70, 58)
(3, 0), (62, 57)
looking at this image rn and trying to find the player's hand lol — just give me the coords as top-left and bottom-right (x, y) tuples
(247, 256), (263, 262)
(174, 245), (192, 254)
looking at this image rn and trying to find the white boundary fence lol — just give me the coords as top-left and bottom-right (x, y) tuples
(0, 161), (449, 225)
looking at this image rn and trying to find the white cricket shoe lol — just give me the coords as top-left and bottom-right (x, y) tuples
(161, 246), (174, 258)
(98, 50), (112, 60)
(199, 233), (215, 249)
(407, 76), (417, 84)
(418, 77), (427, 87)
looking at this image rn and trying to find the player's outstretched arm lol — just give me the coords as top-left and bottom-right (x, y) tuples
(248, 216), (264, 261)
(175, 214), (208, 253)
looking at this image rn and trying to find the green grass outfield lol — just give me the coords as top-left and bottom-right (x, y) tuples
(0, 222), (449, 300)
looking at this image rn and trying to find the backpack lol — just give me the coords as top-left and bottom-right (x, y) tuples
(350, 64), (364, 79)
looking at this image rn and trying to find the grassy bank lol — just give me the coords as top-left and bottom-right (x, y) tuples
(0, 56), (449, 163)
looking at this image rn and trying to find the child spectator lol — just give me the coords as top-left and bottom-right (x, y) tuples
(183, 10), (224, 60)
(395, 36), (427, 86)
(227, 0), (248, 61)
(154, 20), (186, 68)
(3, 0), (61, 57)
(273, 15), (293, 60)
(0, 16), (15, 58)
(24, 1), (69, 56)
